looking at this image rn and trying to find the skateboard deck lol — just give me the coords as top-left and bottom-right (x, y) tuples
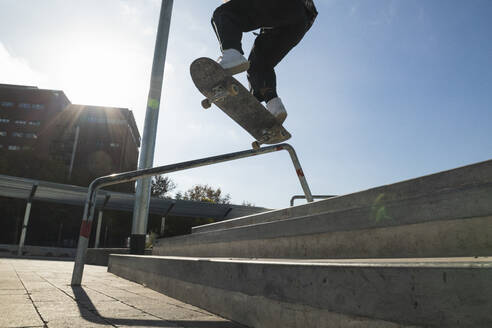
(190, 57), (291, 149)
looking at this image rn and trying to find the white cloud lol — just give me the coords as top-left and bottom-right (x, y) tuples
(120, 3), (139, 18)
(0, 43), (45, 86)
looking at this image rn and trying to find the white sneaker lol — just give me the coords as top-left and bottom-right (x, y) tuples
(217, 49), (250, 75)
(266, 97), (288, 124)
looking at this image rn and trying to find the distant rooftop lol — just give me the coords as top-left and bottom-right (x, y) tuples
(0, 83), (39, 89)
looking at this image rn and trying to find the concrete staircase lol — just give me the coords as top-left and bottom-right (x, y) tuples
(108, 159), (492, 327)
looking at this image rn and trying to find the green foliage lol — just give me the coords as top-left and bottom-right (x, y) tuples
(175, 184), (231, 204)
(151, 175), (176, 198)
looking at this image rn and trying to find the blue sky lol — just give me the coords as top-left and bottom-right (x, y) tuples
(0, 0), (491, 208)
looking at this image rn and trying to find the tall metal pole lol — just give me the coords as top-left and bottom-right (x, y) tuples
(131, 0), (174, 254)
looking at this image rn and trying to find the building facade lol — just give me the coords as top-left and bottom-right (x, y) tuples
(0, 84), (140, 190)
(50, 104), (141, 190)
(0, 83), (141, 247)
(0, 84), (70, 155)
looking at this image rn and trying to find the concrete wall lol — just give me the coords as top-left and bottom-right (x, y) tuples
(85, 248), (152, 266)
(109, 255), (492, 328)
(193, 159), (492, 234)
(0, 244), (76, 258)
(154, 180), (492, 259)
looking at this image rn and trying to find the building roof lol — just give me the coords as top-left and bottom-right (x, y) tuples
(0, 83), (70, 105)
(0, 174), (268, 220)
(0, 84), (39, 89)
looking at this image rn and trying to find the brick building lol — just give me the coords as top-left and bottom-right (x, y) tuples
(51, 104), (141, 189)
(0, 84), (140, 189)
(0, 83), (141, 247)
(0, 84), (70, 154)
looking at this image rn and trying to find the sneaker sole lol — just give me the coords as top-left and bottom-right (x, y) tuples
(276, 112), (287, 124)
(225, 61), (250, 76)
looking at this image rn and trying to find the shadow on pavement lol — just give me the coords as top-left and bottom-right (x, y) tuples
(71, 286), (244, 327)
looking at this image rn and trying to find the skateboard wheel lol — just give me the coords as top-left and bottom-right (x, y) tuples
(252, 141), (260, 150)
(201, 99), (212, 109)
(229, 84), (239, 96)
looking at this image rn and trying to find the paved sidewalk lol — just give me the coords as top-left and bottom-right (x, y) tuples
(0, 257), (244, 328)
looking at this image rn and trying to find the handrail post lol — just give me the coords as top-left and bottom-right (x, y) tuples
(72, 182), (100, 285)
(280, 145), (314, 203)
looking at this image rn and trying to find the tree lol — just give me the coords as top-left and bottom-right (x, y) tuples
(175, 184), (231, 204)
(151, 175), (176, 198)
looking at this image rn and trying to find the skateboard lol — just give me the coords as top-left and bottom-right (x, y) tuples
(190, 57), (291, 149)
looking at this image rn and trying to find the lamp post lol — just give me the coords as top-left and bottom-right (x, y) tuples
(131, 0), (174, 254)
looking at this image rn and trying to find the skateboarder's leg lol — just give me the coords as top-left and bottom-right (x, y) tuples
(211, 0), (261, 74)
(247, 19), (311, 123)
(212, 0), (308, 74)
(212, 0), (306, 52)
(247, 21), (310, 103)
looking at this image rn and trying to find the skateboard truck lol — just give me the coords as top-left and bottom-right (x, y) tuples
(252, 129), (275, 150)
(252, 125), (290, 149)
(201, 83), (240, 109)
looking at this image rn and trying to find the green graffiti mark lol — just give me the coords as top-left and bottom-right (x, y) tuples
(371, 193), (392, 222)
(148, 98), (160, 110)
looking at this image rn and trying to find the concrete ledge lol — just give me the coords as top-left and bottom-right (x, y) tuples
(154, 216), (492, 259)
(0, 244), (76, 258)
(108, 255), (492, 328)
(193, 159), (492, 234)
(85, 248), (153, 266)
(154, 182), (492, 258)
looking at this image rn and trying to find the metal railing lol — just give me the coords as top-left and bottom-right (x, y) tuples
(71, 143), (313, 285)
(290, 195), (337, 207)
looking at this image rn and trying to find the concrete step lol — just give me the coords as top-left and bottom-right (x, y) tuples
(108, 255), (492, 328)
(153, 180), (492, 258)
(193, 159), (492, 234)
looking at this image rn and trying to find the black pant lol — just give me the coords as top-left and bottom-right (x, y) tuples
(212, 0), (314, 103)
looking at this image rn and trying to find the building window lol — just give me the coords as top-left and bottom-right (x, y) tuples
(0, 145), (3, 149)
(14, 120), (27, 125)
(8, 145), (21, 151)
(28, 121), (41, 126)
(0, 118), (9, 123)
(86, 116), (126, 125)
(25, 133), (38, 139)
(110, 143), (120, 148)
(1, 101), (14, 108)
(12, 132), (24, 138)
(22, 146), (32, 151)
(16, 103), (44, 110)
(0, 131), (6, 137)
(18, 103), (31, 109)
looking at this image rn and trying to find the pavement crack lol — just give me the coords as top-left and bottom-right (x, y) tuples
(85, 285), (168, 321)
(12, 265), (48, 328)
(36, 275), (118, 327)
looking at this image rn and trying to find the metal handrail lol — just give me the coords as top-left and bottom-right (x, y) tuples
(290, 195), (336, 207)
(71, 143), (313, 285)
